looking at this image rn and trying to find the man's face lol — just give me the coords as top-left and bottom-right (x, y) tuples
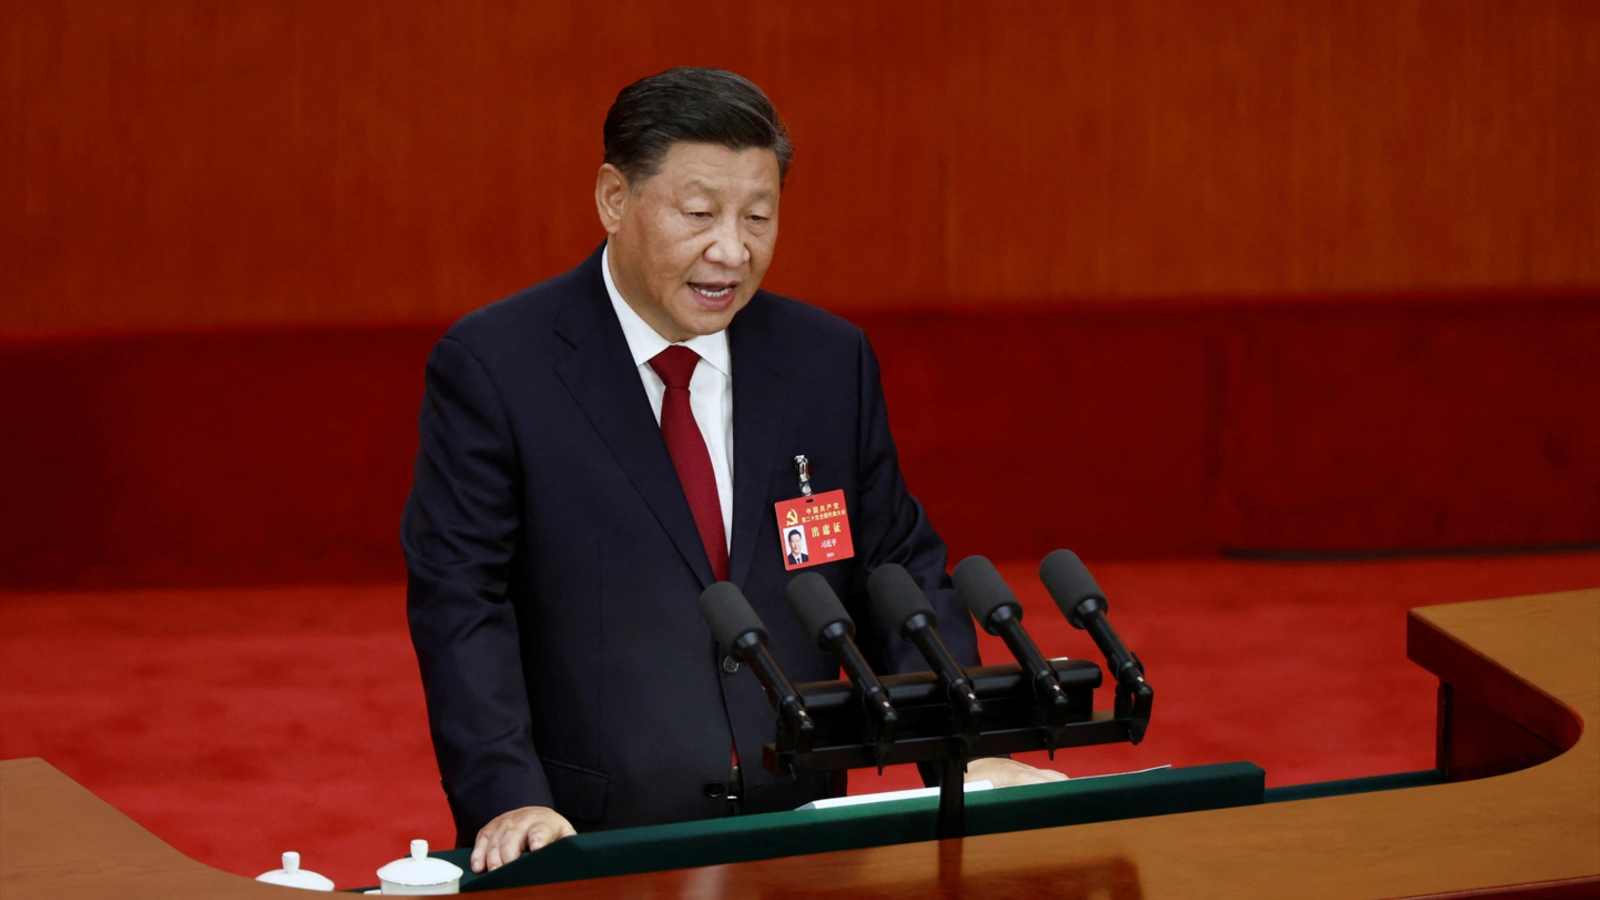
(789, 533), (802, 553)
(597, 142), (781, 342)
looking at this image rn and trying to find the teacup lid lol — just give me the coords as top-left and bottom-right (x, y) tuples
(256, 851), (335, 891)
(377, 840), (464, 886)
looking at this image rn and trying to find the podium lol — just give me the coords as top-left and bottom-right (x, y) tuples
(442, 762), (1263, 891)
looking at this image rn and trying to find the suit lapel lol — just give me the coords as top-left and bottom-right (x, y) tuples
(727, 297), (789, 588)
(553, 249), (716, 588)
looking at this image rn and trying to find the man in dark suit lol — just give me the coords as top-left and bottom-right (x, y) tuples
(402, 67), (1063, 876)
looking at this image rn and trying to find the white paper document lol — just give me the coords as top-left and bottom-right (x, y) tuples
(1073, 764), (1172, 780)
(797, 780), (995, 811)
(795, 764), (1174, 811)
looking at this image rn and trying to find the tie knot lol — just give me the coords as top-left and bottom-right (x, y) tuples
(649, 345), (701, 389)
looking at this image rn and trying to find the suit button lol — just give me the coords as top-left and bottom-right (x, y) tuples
(704, 782), (726, 799)
(722, 656), (740, 674)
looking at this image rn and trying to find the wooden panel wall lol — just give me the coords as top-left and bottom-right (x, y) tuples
(3, 0), (1596, 330)
(944, 1), (1600, 299)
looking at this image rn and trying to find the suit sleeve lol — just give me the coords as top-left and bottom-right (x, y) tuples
(401, 336), (553, 843)
(847, 331), (983, 676)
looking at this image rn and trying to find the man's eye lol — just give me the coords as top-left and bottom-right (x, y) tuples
(747, 215), (768, 223)
(688, 211), (713, 219)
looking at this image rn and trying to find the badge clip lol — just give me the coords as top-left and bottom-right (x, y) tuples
(794, 455), (814, 498)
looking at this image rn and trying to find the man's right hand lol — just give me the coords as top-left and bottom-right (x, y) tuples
(470, 806), (577, 873)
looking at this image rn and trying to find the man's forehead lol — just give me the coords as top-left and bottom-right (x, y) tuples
(682, 175), (771, 193)
(654, 143), (780, 192)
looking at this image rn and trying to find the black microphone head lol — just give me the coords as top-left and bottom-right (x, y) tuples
(952, 555), (1023, 634)
(699, 582), (769, 654)
(1030, 547), (1107, 624)
(866, 564), (936, 636)
(786, 572), (855, 644)
(1038, 549), (1107, 630)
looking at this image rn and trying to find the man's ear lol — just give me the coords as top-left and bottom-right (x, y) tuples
(595, 164), (629, 234)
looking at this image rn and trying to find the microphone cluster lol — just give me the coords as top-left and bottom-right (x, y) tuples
(699, 550), (1153, 840)
(698, 549), (1153, 776)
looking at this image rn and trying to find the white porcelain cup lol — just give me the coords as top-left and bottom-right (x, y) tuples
(376, 840), (463, 895)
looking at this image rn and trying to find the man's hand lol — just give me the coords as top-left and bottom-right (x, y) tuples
(470, 806), (576, 873)
(964, 757), (1069, 788)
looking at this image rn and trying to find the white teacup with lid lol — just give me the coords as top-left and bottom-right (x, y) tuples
(376, 839), (463, 895)
(256, 851), (335, 891)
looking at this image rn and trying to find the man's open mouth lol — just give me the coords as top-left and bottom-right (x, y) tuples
(689, 282), (737, 300)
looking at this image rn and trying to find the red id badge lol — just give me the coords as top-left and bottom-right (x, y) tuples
(774, 489), (855, 571)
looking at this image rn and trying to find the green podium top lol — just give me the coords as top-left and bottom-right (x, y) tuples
(436, 762), (1264, 892)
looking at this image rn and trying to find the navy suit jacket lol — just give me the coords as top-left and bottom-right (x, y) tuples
(402, 245), (981, 845)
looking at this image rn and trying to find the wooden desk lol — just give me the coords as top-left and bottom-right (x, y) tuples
(3, 590), (1596, 899)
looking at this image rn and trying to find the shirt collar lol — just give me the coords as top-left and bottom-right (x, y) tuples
(602, 242), (731, 377)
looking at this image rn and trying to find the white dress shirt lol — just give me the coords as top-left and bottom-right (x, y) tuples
(601, 243), (735, 550)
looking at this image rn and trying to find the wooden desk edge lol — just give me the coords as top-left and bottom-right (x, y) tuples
(1407, 596), (1586, 750)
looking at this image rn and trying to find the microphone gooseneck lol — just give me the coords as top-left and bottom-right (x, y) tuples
(1038, 550), (1144, 689)
(866, 565), (983, 742)
(786, 572), (898, 764)
(699, 582), (813, 754)
(953, 555), (1070, 731)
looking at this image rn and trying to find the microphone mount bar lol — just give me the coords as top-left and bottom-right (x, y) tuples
(759, 655), (1152, 841)
(761, 658), (1146, 776)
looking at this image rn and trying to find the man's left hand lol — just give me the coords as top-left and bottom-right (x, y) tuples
(964, 757), (1068, 787)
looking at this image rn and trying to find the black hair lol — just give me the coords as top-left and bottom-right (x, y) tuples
(787, 529), (803, 541)
(604, 67), (793, 188)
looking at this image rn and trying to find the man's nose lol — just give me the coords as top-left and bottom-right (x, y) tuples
(703, 217), (750, 268)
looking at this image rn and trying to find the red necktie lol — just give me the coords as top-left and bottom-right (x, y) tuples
(649, 346), (729, 583)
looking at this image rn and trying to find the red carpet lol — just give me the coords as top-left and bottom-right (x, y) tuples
(2, 553), (1595, 889)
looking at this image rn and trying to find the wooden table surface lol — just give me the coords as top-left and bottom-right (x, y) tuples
(3, 589), (1597, 899)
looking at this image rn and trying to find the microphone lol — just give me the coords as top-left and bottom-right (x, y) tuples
(952, 556), (1070, 731)
(699, 582), (814, 753)
(866, 564), (983, 742)
(1038, 550), (1144, 690)
(786, 572), (898, 765)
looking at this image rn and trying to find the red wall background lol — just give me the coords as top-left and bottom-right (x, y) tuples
(3, 294), (1595, 590)
(4, 0), (1597, 329)
(2, 1), (1597, 588)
